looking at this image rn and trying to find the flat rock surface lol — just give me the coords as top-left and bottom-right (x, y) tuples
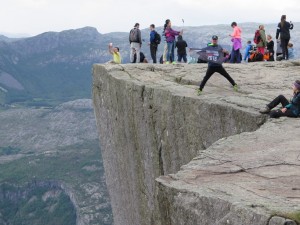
(158, 118), (300, 214)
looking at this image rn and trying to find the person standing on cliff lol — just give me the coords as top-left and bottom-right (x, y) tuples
(229, 22), (242, 63)
(129, 23), (142, 63)
(197, 35), (238, 95)
(149, 24), (158, 63)
(276, 15), (293, 60)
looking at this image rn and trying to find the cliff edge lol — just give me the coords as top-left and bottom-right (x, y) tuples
(92, 62), (300, 225)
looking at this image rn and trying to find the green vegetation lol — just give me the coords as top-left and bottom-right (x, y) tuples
(0, 184), (76, 225)
(0, 146), (21, 156)
(0, 140), (112, 225)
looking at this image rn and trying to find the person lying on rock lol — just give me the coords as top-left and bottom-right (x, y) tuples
(259, 80), (300, 118)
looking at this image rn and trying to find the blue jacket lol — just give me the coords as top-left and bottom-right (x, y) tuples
(286, 92), (300, 116)
(244, 44), (252, 61)
(150, 30), (156, 43)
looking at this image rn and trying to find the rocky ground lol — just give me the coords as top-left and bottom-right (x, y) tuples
(93, 61), (300, 225)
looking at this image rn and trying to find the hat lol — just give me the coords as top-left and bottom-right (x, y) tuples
(212, 35), (218, 40)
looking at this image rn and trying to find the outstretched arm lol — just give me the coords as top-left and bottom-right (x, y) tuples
(108, 43), (113, 54)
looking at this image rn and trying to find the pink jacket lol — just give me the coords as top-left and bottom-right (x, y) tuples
(231, 26), (242, 39)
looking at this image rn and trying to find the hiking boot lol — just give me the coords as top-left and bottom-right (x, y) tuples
(259, 106), (270, 114)
(233, 84), (238, 92)
(196, 89), (202, 96)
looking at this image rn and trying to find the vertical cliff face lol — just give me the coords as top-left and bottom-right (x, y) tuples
(92, 63), (269, 225)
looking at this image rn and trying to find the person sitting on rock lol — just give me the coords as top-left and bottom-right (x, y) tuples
(133, 49), (148, 63)
(108, 43), (121, 64)
(259, 80), (300, 118)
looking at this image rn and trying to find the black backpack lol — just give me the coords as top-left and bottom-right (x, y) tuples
(130, 28), (139, 42)
(153, 31), (161, 45)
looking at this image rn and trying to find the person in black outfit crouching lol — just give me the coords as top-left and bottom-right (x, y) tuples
(259, 80), (300, 118)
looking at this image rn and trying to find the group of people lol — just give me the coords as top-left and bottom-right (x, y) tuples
(108, 15), (299, 119)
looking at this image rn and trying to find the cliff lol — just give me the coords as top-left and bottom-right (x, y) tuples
(92, 61), (300, 225)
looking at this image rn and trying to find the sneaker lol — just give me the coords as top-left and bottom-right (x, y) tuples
(165, 61), (170, 64)
(196, 89), (202, 96)
(172, 61), (177, 65)
(233, 84), (238, 92)
(259, 106), (270, 114)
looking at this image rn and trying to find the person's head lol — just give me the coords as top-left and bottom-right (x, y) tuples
(281, 15), (286, 22)
(134, 23), (140, 28)
(167, 20), (172, 27)
(150, 24), (155, 31)
(164, 19), (170, 30)
(212, 35), (218, 44)
(281, 15), (286, 27)
(114, 47), (119, 53)
(231, 22), (237, 28)
(177, 35), (183, 41)
(293, 80), (300, 93)
(288, 42), (293, 48)
(267, 34), (272, 41)
(259, 25), (264, 30)
(247, 40), (251, 45)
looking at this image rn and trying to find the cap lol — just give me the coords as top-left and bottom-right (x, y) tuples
(212, 35), (218, 40)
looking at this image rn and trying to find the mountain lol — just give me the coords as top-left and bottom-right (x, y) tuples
(0, 23), (298, 107)
(0, 99), (113, 225)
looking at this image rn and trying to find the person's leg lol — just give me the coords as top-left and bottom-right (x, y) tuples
(236, 49), (241, 63)
(269, 109), (297, 118)
(171, 42), (175, 63)
(229, 47), (236, 63)
(281, 38), (287, 60)
(153, 45), (157, 63)
(216, 66), (236, 86)
(166, 42), (172, 62)
(135, 43), (141, 63)
(285, 38), (290, 60)
(130, 43), (135, 63)
(150, 44), (156, 63)
(183, 54), (187, 63)
(177, 54), (182, 62)
(267, 95), (289, 109)
(199, 67), (215, 90)
(163, 43), (168, 63)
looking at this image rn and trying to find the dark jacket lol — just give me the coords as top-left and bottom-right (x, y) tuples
(129, 28), (142, 44)
(286, 92), (300, 116)
(267, 40), (274, 54)
(208, 44), (223, 67)
(175, 36), (188, 55)
(276, 21), (293, 39)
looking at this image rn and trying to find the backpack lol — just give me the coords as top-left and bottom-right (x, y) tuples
(130, 28), (139, 42)
(153, 31), (161, 45)
(253, 30), (261, 44)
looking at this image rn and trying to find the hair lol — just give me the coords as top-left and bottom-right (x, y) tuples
(150, 24), (155, 29)
(177, 35), (183, 41)
(115, 47), (119, 52)
(231, 22), (237, 27)
(288, 43), (293, 47)
(280, 15), (286, 28)
(247, 40), (251, 44)
(295, 80), (300, 91)
(164, 19), (170, 31)
(259, 25), (264, 29)
(267, 34), (272, 39)
(134, 23), (139, 28)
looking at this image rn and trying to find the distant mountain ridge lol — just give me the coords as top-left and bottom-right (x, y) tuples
(0, 23), (298, 106)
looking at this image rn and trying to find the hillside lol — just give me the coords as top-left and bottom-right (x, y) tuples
(0, 23), (299, 107)
(0, 99), (112, 225)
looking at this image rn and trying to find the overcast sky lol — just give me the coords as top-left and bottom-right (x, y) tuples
(1, 0), (300, 36)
